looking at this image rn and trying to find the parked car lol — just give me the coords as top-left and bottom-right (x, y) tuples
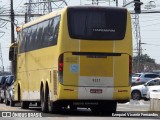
(131, 78), (160, 100)
(132, 73), (160, 85)
(5, 75), (15, 106)
(0, 76), (7, 103)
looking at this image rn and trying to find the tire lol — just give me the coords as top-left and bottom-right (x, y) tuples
(5, 98), (10, 106)
(49, 101), (61, 113)
(21, 101), (29, 109)
(10, 99), (15, 107)
(48, 93), (54, 113)
(41, 87), (48, 113)
(144, 98), (149, 101)
(0, 98), (4, 103)
(37, 102), (41, 107)
(47, 89), (61, 113)
(131, 90), (141, 100)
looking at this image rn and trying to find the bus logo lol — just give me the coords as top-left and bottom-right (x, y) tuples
(93, 28), (115, 33)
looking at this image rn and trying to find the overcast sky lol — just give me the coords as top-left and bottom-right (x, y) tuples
(0, 0), (160, 71)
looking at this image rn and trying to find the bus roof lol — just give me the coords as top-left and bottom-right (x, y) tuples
(18, 6), (128, 30)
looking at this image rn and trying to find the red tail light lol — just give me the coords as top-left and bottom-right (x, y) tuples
(59, 63), (63, 71)
(137, 77), (140, 81)
(58, 54), (63, 83)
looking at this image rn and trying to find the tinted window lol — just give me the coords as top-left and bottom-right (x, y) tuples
(147, 80), (160, 86)
(20, 16), (60, 53)
(145, 74), (159, 78)
(20, 29), (28, 53)
(67, 7), (127, 40)
(52, 16), (60, 45)
(26, 27), (32, 52)
(41, 20), (50, 47)
(30, 25), (37, 50)
(36, 22), (44, 49)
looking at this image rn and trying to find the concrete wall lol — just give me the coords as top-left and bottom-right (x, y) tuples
(150, 92), (160, 111)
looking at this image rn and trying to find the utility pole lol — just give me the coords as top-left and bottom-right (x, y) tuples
(10, 0), (16, 75)
(10, 0), (15, 43)
(132, 14), (142, 72)
(116, 0), (118, 6)
(25, 0), (67, 22)
(123, 0), (142, 72)
(133, 0), (142, 72)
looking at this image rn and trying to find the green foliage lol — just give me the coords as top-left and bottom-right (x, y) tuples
(132, 54), (160, 73)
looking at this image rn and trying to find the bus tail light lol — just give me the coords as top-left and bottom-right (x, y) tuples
(58, 54), (63, 83)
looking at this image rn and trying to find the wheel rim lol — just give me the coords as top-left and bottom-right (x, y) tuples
(41, 88), (45, 110)
(132, 92), (140, 100)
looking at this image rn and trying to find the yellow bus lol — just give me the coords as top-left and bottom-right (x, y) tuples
(9, 6), (132, 114)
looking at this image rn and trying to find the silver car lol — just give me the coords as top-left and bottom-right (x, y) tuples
(132, 73), (159, 85)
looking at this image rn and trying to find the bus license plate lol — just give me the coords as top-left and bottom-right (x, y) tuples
(90, 89), (102, 94)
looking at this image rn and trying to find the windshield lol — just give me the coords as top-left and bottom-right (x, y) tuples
(67, 6), (127, 40)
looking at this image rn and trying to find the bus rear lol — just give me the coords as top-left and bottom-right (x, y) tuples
(57, 6), (132, 113)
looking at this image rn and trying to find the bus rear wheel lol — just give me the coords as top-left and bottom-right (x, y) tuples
(10, 99), (15, 107)
(41, 87), (48, 113)
(48, 93), (61, 113)
(5, 98), (10, 106)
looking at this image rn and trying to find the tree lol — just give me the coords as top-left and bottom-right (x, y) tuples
(132, 54), (160, 73)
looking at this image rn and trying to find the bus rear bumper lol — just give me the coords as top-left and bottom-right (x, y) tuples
(57, 85), (131, 101)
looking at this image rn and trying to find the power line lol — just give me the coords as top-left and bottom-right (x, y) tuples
(14, 0), (25, 11)
(141, 22), (160, 27)
(0, 0), (10, 9)
(143, 43), (160, 46)
(140, 18), (160, 22)
(141, 30), (160, 31)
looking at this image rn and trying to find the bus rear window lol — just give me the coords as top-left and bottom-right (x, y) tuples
(67, 6), (127, 40)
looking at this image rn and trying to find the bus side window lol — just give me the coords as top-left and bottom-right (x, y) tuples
(48, 19), (54, 45)
(20, 29), (27, 53)
(30, 24), (37, 51)
(48, 16), (60, 46)
(52, 16), (60, 45)
(37, 22), (43, 49)
(41, 20), (49, 47)
(26, 27), (32, 52)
